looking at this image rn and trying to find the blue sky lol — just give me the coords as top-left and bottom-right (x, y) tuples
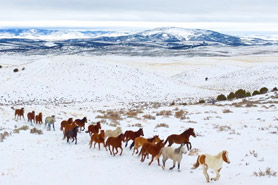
(1, 0), (278, 33)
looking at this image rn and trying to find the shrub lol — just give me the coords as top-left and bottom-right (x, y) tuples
(155, 123), (169, 128)
(0, 131), (10, 142)
(260, 87), (268, 94)
(156, 110), (172, 117)
(0, 65), (2, 69)
(175, 110), (186, 120)
(223, 109), (232, 113)
(245, 92), (251, 97)
(252, 90), (260, 96)
(170, 101), (175, 106)
(13, 68), (19, 72)
(227, 92), (235, 100)
(217, 94), (227, 101)
(13, 125), (29, 133)
(22, 67), (25, 71)
(235, 89), (246, 98)
(199, 99), (205, 104)
(272, 87), (278, 92)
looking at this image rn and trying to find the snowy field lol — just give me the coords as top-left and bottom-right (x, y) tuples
(0, 54), (278, 185)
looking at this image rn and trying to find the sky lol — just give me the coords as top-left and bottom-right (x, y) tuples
(1, 0), (278, 33)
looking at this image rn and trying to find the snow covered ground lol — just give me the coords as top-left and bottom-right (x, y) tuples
(0, 54), (278, 185)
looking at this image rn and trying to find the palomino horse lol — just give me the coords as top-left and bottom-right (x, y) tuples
(132, 135), (162, 155)
(60, 118), (73, 131)
(86, 122), (101, 136)
(124, 128), (144, 147)
(89, 130), (106, 150)
(15, 108), (24, 120)
(104, 127), (122, 139)
(158, 144), (187, 171)
(106, 134), (125, 156)
(192, 150), (230, 183)
(35, 112), (43, 124)
(27, 111), (35, 124)
(139, 140), (164, 166)
(74, 117), (87, 132)
(45, 115), (56, 131)
(164, 128), (196, 150)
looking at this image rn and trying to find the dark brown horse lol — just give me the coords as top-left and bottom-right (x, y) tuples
(124, 128), (144, 147)
(86, 122), (101, 136)
(164, 128), (196, 150)
(15, 108), (24, 120)
(60, 118), (73, 131)
(106, 134), (125, 156)
(27, 111), (35, 124)
(35, 112), (43, 124)
(63, 122), (78, 139)
(74, 117), (87, 132)
(139, 140), (164, 166)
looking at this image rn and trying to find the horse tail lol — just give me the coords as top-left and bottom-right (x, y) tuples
(164, 137), (169, 145)
(192, 155), (200, 169)
(129, 141), (135, 150)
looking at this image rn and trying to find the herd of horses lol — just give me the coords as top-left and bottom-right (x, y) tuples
(14, 107), (230, 183)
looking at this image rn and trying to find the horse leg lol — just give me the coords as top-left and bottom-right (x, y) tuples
(162, 158), (167, 170)
(157, 156), (160, 166)
(53, 123), (55, 131)
(119, 146), (123, 156)
(94, 142), (96, 148)
(125, 139), (129, 147)
(169, 160), (175, 170)
(114, 147), (119, 155)
(148, 155), (154, 165)
(98, 143), (101, 151)
(108, 145), (112, 155)
(202, 165), (210, 183)
(178, 161), (181, 172)
(211, 169), (221, 181)
(75, 137), (77, 144)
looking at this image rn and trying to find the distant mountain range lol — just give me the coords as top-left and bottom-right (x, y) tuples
(0, 27), (277, 56)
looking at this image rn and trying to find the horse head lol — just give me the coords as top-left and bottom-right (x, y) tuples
(189, 128), (196, 138)
(138, 128), (144, 136)
(97, 122), (101, 129)
(83, 117), (87, 123)
(222, 150), (230, 164)
(153, 135), (162, 143)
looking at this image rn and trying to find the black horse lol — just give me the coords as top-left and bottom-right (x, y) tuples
(65, 126), (79, 144)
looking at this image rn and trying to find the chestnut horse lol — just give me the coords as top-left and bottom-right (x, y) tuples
(124, 128), (144, 147)
(86, 122), (101, 136)
(192, 150), (230, 183)
(74, 117), (87, 132)
(106, 134), (125, 156)
(132, 135), (162, 155)
(164, 128), (196, 150)
(35, 112), (43, 124)
(27, 111), (35, 124)
(139, 140), (164, 166)
(63, 122), (78, 139)
(15, 108), (25, 120)
(60, 118), (73, 131)
(89, 130), (106, 150)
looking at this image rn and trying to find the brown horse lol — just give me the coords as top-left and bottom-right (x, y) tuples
(35, 112), (43, 124)
(132, 135), (162, 155)
(164, 128), (196, 150)
(60, 118), (73, 131)
(63, 122), (78, 139)
(89, 130), (106, 150)
(27, 111), (35, 124)
(15, 108), (24, 120)
(124, 128), (144, 147)
(105, 134), (125, 156)
(139, 140), (164, 166)
(74, 117), (87, 132)
(86, 122), (101, 136)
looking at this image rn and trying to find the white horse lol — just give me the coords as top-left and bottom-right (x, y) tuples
(159, 144), (187, 171)
(45, 115), (56, 131)
(104, 127), (122, 139)
(192, 150), (230, 183)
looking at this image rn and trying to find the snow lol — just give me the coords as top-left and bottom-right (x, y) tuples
(0, 54), (278, 185)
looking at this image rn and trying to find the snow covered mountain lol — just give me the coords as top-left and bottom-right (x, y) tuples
(0, 27), (276, 56)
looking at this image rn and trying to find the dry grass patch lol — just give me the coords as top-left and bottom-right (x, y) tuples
(96, 110), (123, 121)
(254, 168), (277, 177)
(0, 131), (11, 142)
(156, 110), (172, 117)
(127, 123), (143, 127)
(30, 128), (43, 135)
(13, 125), (29, 133)
(175, 110), (187, 120)
(155, 123), (169, 128)
(223, 109), (232, 113)
(143, 114), (156, 120)
(108, 121), (120, 127)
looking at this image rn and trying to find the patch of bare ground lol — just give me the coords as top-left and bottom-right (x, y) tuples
(156, 110), (172, 117)
(254, 168), (277, 177)
(155, 123), (169, 128)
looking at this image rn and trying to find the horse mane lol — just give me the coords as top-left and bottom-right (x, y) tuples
(174, 145), (183, 154)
